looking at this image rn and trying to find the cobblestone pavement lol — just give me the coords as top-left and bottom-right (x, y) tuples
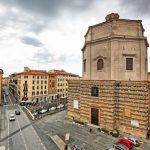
(33, 110), (150, 150)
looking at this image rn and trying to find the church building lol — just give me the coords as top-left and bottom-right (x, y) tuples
(67, 13), (150, 138)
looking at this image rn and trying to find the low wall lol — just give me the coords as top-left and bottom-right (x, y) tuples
(22, 106), (35, 120)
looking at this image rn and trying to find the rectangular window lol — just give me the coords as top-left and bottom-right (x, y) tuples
(83, 59), (86, 72)
(126, 58), (133, 70)
(32, 86), (35, 90)
(52, 81), (55, 87)
(91, 87), (99, 97)
(44, 91), (47, 94)
(32, 92), (35, 96)
(24, 76), (28, 78)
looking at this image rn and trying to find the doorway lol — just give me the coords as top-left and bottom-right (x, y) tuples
(91, 108), (99, 125)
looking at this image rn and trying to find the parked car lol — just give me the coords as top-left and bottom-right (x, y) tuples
(40, 109), (47, 114)
(57, 104), (64, 109)
(15, 109), (21, 115)
(106, 143), (130, 150)
(117, 139), (134, 149)
(50, 107), (56, 111)
(124, 137), (140, 147)
(9, 114), (15, 121)
(32, 112), (38, 116)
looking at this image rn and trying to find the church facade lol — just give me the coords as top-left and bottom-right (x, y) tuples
(67, 13), (149, 138)
(82, 13), (148, 81)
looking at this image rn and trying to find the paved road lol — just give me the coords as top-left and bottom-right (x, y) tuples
(3, 86), (17, 106)
(33, 110), (117, 150)
(0, 88), (47, 150)
(1, 87), (150, 150)
(34, 110), (150, 150)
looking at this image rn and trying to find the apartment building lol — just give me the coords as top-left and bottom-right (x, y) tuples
(48, 70), (80, 101)
(0, 69), (3, 105)
(2, 77), (9, 87)
(17, 67), (49, 102)
(9, 73), (18, 99)
(48, 73), (57, 101)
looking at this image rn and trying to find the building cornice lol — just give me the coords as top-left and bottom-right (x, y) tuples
(82, 35), (149, 50)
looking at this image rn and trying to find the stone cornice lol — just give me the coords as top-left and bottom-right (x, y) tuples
(84, 35), (149, 47)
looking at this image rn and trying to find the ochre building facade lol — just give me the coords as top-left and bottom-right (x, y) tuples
(67, 13), (149, 138)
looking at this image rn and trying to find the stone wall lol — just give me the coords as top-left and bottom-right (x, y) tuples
(67, 80), (149, 138)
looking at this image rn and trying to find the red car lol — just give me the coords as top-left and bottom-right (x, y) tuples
(117, 139), (134, 149)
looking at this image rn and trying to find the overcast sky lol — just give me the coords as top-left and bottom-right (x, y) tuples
(0, 0), (150, 76)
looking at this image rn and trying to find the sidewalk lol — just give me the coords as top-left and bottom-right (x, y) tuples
(50, 134), (71, 150)
(34, 110), (150, 150)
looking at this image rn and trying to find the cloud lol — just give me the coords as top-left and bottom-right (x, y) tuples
(0, 0), (98, 17)
(0, 0), (100, 34)
(21, 36), (43, 47)
(119, 0), (150, 17)
(32, 50), (66, 64)
(32, 50), (55, 63)
(30, 49), (81, 65)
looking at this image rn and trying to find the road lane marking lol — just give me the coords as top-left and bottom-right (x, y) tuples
(32, 128), (47, 150)
(6, 111), (9, 150)
(7, 95), (13, 105)
(19, 105), (47, 150)
(16, 114), (28, 150)
(8, 90), (16, 104)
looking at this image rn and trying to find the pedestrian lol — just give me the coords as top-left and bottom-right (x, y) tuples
(64, 144), (68, 150)
(90, 128), (92, 133)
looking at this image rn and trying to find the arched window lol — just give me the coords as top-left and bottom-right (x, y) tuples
(97, 59), (104, 70)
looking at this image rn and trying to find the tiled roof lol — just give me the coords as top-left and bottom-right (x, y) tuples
(18, 70), (48, 75)
(48, 71), (79, 77)
(30, 69), (47, 72)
